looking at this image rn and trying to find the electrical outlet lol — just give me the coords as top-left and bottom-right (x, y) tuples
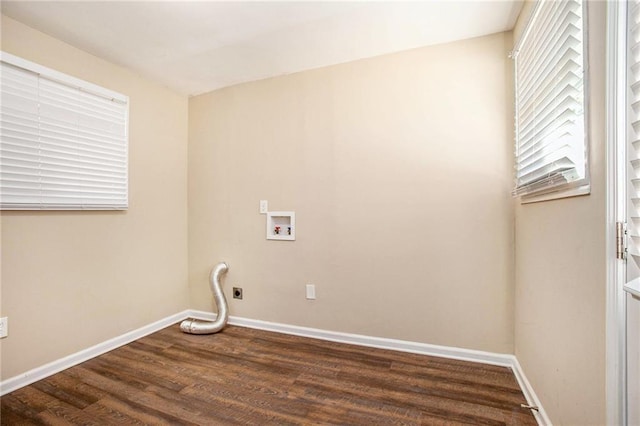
(233, 287), (243, 299)
(0, 317), (8, 338)
(259, 200), (268, 214)
(306, 284), (316, 300)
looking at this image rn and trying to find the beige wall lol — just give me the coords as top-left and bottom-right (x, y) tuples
(0, 16), (190, 379)
(0, 6), (610, 424)
(0, 6), (613, 422)
(189, 32), (516, 354)
(513, 2), (607, 425)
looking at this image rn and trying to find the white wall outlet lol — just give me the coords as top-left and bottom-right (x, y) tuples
(306, 284), (316, 300)
(0, 317), (8, 338)
(259, 200), (268, 214)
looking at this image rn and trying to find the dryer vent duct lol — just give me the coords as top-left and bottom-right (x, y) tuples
(180, 262), (229, 334)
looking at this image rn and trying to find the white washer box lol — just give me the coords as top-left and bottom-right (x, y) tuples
(266, 211), (295, 241)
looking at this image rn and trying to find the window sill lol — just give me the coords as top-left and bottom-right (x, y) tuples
(520, 184), (591, 204)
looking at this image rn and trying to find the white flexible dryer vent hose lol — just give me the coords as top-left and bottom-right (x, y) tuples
(180, 262), (229, 334)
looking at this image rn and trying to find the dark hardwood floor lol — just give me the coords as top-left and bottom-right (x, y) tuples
(1, 323), (537, 425)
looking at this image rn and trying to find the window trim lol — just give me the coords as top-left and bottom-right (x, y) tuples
(605, 1), (631, 424)
(512, 0), (591, 203)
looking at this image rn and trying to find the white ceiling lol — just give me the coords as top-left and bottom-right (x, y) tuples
(1, 1), (523, 97)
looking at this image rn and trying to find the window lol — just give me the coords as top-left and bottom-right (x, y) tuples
(512, 0), (588, 200)
(0, 52), (129, 210)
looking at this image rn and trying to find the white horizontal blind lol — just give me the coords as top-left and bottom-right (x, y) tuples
(0, 53), (129, 210)
(513, 0), (587, 197)
(628, 1), (640, 256)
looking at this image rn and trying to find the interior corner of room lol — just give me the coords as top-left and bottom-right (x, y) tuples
(0, 1), (633, 425)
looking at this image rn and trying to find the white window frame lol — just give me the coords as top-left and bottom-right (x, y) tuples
(0, 52), (129, 210)
(511, 0), (590, 203)
(606, 2), (636, 424)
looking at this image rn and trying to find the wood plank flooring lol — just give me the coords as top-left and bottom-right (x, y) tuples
(1, 323), (537, 425)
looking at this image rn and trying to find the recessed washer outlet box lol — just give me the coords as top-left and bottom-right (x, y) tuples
(267, 211), (295, 241)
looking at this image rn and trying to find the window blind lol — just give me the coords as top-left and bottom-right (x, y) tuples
(628, 0), (640, 254)
(512, 0), (587, 197)
(0, 52), (129, 210)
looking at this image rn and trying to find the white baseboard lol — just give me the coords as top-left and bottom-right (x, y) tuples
(511, 357), (552, 426)
(190, 310), (514, 366)
(0, 310), (191, 396)
(190, 310), (549, 425)
(1, 309), (549, 426)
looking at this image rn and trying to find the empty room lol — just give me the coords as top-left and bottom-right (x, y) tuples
(0, 0), (638, 425)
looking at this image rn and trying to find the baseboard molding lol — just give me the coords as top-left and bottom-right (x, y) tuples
(0, 310), (191, 396)
(189, 310), (514, 366)
(190, 310), (549, 425)
(1, 309), (549, 426)
(511, 357), (552, 426)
